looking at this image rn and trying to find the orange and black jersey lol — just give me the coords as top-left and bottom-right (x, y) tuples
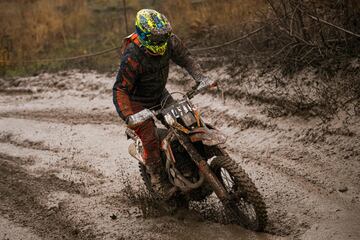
(113, 33), (204, 106)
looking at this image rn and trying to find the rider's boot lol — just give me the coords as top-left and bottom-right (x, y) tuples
(146, 164), (175, 199)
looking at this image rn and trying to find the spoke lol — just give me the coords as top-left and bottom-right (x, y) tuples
(221, 169), (235, 191)
(221, 169), (233, 191)
(218, 167), (258, 227)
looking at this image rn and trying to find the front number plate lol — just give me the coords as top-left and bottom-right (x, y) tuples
(164, 101), (192, 119)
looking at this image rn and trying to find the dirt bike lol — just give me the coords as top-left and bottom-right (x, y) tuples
(126, 87), (268, 231)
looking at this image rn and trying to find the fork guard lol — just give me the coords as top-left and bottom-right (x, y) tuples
(189, 127), (227, 146)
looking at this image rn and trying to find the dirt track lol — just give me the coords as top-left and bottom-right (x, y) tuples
(0, 70), (359, 240)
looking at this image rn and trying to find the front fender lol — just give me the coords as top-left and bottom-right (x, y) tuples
(189, 127), (227, 146)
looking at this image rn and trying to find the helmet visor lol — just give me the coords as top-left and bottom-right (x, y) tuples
(146, 41), (168, 55)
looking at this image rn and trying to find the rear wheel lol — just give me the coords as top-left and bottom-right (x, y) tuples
(210, 156), (267, 231)
(139, 163), (154, 193)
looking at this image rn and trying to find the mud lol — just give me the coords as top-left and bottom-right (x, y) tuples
(0, 70), (359, 239)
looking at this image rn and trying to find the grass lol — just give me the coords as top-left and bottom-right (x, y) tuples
(0, 0), (358, 78)
(0, 0), (266, 77)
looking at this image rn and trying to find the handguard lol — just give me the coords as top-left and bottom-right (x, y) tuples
(196, 77), (217, 92)
(126, 109), (154, 127)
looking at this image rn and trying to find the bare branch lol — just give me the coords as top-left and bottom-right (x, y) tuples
(190, 26), (265, 52)
(306, 13), (360, 39)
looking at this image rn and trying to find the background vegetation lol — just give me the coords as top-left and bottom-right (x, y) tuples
(0, 0), (359, 78)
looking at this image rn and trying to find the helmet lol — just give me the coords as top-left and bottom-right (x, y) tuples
(135, 9), (172, 56)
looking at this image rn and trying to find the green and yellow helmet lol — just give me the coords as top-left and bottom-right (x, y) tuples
(135, 9), (172, 56)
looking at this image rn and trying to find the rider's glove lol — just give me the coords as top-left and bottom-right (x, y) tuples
(196, 76), (217, 91)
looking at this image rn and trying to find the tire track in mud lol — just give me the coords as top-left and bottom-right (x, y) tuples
(0, 131), (132, 239)
(194, 92), (360, 193)
(0, 132), (60, 153)
(0, 152), (37, 166)
(0, 132), (107, 181)
(202, 106), (278, 131)
(230, 147), (357, 236)
(0, 155), (95, 240)
(0, 109), (118, 125)
(195, 96), (360, 238)
(231, 137), (360, 198)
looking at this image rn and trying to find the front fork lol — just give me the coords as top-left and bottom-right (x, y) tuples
(197, 160), (230, 200)
(174, 131), (230, 201)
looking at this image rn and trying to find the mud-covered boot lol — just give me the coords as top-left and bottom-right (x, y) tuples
(146, 165), (175, 199)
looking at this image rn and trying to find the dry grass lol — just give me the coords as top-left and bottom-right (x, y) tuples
(0, 0), (359, 79)
(0, 0), (265, 62)
(0, 0), (89, 63)
(160, 0), (266, 41)
(0, 0), (267, 75)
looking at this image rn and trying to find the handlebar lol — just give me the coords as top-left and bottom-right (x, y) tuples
(186, 88), (199, 99)
(127, 83), (219, 127)
(153, 88), (197, 116)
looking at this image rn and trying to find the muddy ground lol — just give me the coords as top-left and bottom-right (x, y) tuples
(0, 69), (359, 240)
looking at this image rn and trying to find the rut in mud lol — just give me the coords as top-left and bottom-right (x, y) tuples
(0, 70), (359, 240)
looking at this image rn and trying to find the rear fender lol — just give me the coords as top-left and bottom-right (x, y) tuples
(128, 142), (145, 164)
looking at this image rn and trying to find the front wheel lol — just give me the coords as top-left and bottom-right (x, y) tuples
(210, 156), (268, 231)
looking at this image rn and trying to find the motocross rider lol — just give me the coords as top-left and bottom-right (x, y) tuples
(113, 9), (215, 197)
